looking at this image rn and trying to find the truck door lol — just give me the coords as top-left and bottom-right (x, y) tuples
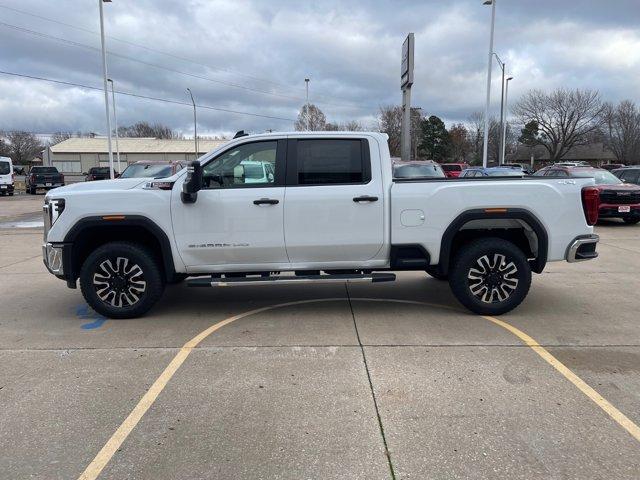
(171, 139), (289, 270)
(283, 138), (384, 263)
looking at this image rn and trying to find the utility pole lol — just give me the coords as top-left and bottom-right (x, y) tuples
(186, 88), (198, 158)
(493, 53), (505, 165)
(482, 0), (496, 168)
(99, 0), (115, 179)
(502, 76), (513, 165)
(305, 78), (310, 131)
(400, 33), (414, 162)
(107, 78), (121, 174)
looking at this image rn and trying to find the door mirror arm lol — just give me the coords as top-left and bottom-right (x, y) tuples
(181, 160), (203, 204)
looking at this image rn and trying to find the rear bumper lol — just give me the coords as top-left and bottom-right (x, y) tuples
(32, 183), (64, 189)
(0, 184), (14, 193)
(565, 234), (599, 263)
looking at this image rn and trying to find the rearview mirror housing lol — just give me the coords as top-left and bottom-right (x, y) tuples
(181, 160), (203, 203)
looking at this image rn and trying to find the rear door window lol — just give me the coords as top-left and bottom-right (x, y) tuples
(290, 139), (369, 185)
(0, 161), (10, 175)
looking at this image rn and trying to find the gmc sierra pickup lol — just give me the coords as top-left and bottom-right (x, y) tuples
(42, 132), (600, 319)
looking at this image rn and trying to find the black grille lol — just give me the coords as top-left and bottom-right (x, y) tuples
(599, 190), (640, 205)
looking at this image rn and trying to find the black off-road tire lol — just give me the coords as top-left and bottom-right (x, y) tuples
(448, 237), (531, 316)
(623, 216), (640, 225)
(425, 265), (448, 281)
(80, 242), (164, 319)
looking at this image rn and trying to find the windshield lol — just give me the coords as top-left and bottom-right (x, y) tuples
(441, 164), (462, 172)
(120, 164), (173, 178)
(486, 169), (524, 177)
(0, 161), (10, 175)
(394, 164), (445, 178)
(572, 169), (622, 185)
(90, 167), (110, 174)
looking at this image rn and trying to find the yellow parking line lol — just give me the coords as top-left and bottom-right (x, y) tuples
(482, 314), (640, 443)
(78, 298), (640, 480)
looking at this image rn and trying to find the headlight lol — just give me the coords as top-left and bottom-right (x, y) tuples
(46, 198), (66, 227)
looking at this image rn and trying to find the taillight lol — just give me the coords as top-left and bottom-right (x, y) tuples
(60, 173), (65, 183)
(581, 186), (600, 226)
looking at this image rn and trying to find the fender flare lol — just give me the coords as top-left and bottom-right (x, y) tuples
(63, 215), (177, 282)
(439, 208), (548, 274)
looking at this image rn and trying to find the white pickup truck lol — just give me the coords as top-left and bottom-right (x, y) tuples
(42, 132), (600, 319)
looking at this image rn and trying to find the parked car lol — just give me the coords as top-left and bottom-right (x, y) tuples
(119, 161), (185, 179)
(459, 166), (525, 178)
(535, 165), (640, 224)
(601, 163), (625, 171)
(441, 163), (470, 178)
(25, 166), (64, 194)
(500, 163), (535, 175)
(84, 167), (111, 182)
(42, 131), (599, 319)
(393, 160), (446, 179)
(613, 166), (640, 185)
(0, 156), (15, 196)
(241, 160), (275, 184)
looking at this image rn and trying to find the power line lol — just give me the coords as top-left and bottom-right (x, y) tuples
(0, 4), (378, 110)
(0, 70), (297, 122)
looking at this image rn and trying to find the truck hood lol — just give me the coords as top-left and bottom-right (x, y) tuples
(46, 178), (147, 197)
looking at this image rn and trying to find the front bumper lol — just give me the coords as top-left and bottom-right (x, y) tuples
(42, 242), (64, 275)
(566, 234), (599, 263)
(599, 203), (640, 218)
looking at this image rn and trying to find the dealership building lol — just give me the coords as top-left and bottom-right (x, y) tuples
(43, 137), (228, 182)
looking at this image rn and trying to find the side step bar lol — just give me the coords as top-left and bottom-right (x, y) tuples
(187, 272), (396, 287)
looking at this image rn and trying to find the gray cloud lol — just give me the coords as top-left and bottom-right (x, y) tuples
(0, 0), (638, 137)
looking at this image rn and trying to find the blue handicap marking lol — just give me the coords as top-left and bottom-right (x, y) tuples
(76, 304), (107, 330)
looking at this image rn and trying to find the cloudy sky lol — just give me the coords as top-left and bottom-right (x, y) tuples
(0, 0), (639, 138)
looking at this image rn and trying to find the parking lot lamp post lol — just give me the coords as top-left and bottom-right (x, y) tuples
(107, 78), (121, 174)
(482, 0), (496, 168)
(99, 0), (115, 179)
(493, 53), (505, 165)
(186, 88), (198, 158)
(502, 76), (513, 165)
(305, 78), (310, 131)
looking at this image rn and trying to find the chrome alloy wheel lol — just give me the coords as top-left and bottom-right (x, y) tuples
(467, 253), (519, 304)
(93, 257), (147, 308)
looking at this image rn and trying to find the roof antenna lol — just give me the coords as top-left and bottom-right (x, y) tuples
(233, 130), (249, 139)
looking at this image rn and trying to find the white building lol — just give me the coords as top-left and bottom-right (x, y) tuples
(43, 137), (227, 181)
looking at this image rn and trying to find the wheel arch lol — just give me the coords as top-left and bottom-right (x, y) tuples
(439, 208), (548, 275)
(63, 215), (176, 284)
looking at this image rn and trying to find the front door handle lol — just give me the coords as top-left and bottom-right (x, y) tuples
(253, 198), (279, 205)
(353, 195), (379, 203)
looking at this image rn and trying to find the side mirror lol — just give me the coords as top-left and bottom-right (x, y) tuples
(181, 160), (203, 203)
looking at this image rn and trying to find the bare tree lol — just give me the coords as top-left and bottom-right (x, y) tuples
(3, 131), (44, 164)
(48, 132), (73, 146)
(377, 105), (421, 159)
(294, 104), (326, 131)
(449, 123), (471, 162)
(513, 88), (604, 161)
(324, 120), (363, 131)
(466, 112), (485, 165)
(118, 121), (181, 139)
(601, 100), (640, 164)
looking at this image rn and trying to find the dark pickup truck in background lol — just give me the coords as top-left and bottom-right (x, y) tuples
(26, 166), (65, 194)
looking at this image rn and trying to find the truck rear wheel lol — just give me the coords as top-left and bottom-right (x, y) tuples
(449, 238), (531, 316)
(80, 241), (164, 319)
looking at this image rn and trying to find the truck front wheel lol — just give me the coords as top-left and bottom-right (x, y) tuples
(449, 238), (531, 316)
(79, 242), (164, 319)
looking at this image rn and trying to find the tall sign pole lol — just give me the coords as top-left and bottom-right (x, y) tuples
(99, 0), (115, 179)
(400, 33), (414, 161)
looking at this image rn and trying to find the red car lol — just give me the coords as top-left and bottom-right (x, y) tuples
(441, 162), (470, 178)
(535, 165), (640, 224)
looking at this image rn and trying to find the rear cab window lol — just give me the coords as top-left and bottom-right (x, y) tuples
(287, 139), (370, 185)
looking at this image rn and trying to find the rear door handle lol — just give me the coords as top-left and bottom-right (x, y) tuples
(353, 195), (379, 203)
(253, 198), (279, 205)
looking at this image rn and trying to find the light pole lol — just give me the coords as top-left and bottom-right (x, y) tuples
(106, 78), (121, 174)
(501, 76), (513, 165)
(482, 0), (496, 168)
(98, 0), (115, 179)
(493, 53), (505, 165)
(186, 88), (198, 158)
(305, 78), (310, 131)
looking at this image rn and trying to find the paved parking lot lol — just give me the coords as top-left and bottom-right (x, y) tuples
(1, 195), (639, 479)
